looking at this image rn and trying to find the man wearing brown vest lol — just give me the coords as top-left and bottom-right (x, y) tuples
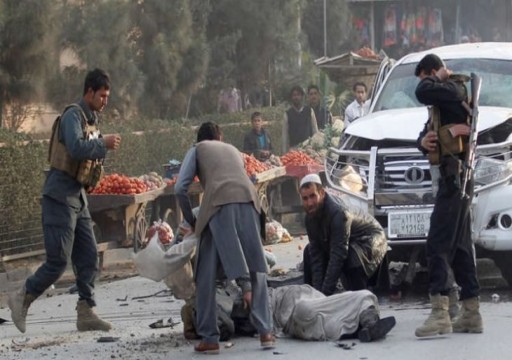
(175, 122), (275, 354)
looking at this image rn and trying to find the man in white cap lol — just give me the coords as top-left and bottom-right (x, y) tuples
(299, 173), (388, 295)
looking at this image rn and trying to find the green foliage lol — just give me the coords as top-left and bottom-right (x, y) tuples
(0, 141), (47, 254)
(0, 108), (286, 254)
(51, 0), (144, 118)
(132, 0), (208, 120)
(0, 0), (57, 126)
(0, 127), (31, 143)
(326, 86), (352, 118)
(301, 0), (351, 59)
(0, 0), (334, 126)
(199, 0), (305, 113)
(214, 106), (285, 154)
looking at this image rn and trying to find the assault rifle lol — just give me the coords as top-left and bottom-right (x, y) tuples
(461, 73), (482, 200)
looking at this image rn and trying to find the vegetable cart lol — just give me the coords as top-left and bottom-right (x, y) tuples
(153, 166), (287, 231)
(153, 182), (203, 230)
(87, 185), (166, 253)
(253, 166), (287, 218)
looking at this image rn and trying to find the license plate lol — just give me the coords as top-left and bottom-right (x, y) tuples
(388, 209), (432, 238)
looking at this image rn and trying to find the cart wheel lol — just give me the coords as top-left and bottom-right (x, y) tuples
(259, 193), (270, 218)
(133, 216), (148, 253)
(162, 208), (173, 225)
(92, 221), (102, 243)
(266, 185), (279, 221)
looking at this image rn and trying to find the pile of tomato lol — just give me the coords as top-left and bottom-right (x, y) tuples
(280, 150), (319, 166)
(89, 173), (148, 195)
(241, 153), (271, 177)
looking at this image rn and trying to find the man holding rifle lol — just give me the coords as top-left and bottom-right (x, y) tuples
(414, 54), (482, 338)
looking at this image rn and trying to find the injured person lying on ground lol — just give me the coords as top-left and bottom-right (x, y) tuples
(162, 239), (396, 345)
(179, 281), (396, 344)
(270, 284), (395, 342)
(153, 208), (395, 346)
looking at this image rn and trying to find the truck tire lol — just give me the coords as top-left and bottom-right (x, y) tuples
(491, 251), (512, 287)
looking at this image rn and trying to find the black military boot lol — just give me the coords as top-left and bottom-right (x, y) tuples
(358, 306), (396, 342)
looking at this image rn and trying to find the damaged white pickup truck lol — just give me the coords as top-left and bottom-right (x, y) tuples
(325, 42), (512, 286)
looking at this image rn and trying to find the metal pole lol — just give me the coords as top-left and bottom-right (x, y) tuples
(455, 0), (461, 43)
(370, 1), (375, 50)
(268, 59), (272, 107)
(323, 0), (327, 57)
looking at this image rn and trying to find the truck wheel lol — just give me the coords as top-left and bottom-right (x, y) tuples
(492, 251), (512, 287)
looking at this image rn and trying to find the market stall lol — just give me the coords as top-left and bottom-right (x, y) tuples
(87, 186), (166, 253)
(152, 152), (324, 239)
(314, 50), (383, 91)
(155, 164), (287, 230)
(154, 181), (203, 230)
(87, 173), (167, 253)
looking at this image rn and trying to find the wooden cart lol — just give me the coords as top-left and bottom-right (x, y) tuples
(153, 167), (287, 230)
(253, 166), (287, 218)
(87, 186), (166, 253)
(152, 182), (203, 230)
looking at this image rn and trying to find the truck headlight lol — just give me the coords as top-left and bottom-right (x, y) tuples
(474, 157), (512, 185)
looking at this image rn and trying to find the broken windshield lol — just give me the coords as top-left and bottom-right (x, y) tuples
(372, 59), (512, 112)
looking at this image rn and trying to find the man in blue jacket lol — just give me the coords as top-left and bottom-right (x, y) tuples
(8, 68), (121, 333)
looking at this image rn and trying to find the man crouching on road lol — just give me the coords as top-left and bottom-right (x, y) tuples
(175, 122), (274, 355)
(300, 174), (388, 295)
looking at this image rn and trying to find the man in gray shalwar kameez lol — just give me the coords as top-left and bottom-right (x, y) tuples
(175, 121), (275, 354)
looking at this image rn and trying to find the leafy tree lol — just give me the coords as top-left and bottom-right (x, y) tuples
(131, 0), (196, 120)
(166, 0), (210, 119)
(302, 0), (351, 58)
(197, 0), (304, 113)
(0, 0), (57, 128)
(49, 0), (143, 120)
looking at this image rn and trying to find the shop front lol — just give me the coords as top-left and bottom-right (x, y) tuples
(348, 0), (512, 59)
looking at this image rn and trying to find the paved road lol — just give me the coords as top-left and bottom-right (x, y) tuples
(0, 238), (510, 360)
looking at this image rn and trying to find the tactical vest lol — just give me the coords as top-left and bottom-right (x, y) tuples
(48, 104), (104, 188)
(427, 75), (470, 165)
(287, 107), (313, 148)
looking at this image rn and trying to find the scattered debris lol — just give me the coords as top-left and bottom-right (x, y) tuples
(149, 317), (181, 329)
(269, 267), (288, 277)
(335, 341), (356, 350)
(12, 337), (65, 349)
(116, 295), (128, 302)
(97, 337), (120, 343)
(132, 289), (170, 300)
(224, 342), (234, 348)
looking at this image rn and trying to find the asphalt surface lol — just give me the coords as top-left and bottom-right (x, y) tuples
(0, 237), (510, 360)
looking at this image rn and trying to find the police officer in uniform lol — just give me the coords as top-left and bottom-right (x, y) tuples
(414, 54), (482, 338)
(8, 69), (121, 333)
